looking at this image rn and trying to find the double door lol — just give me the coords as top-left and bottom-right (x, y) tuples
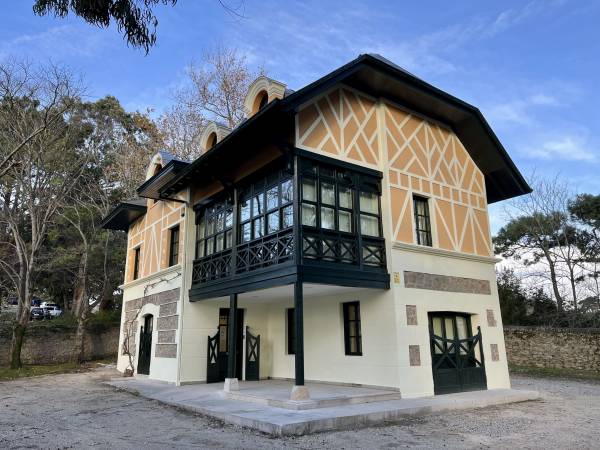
(429, 312), (487, 395)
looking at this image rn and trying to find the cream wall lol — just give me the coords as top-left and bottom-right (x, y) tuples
(116, 267), (182, 383)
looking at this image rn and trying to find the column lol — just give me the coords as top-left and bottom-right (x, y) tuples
(291, 280), (310, 400)
(224, 293), (239, 392)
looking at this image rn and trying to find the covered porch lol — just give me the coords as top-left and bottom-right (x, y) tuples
(187, 281), (398, 400)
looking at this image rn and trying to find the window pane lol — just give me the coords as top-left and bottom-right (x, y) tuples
(206, 216), (215, 235)
(197, 239), (205, 258)
(252, 194), (264, 217)
(282, 205), (293, 228)
(302, 203), (316, 226)
(205, 237), (214, 255)
(197, 218), (206, 239)
(321, 182), (335, 205)
(240, 199), (251, 222)
(339, 210), (352, 232)
(360, 191), (379, 214)
(267, 211), (279, 233)
(267, 186), (279, 211)
(360, 214), (380, 236)
(253, 217), (264, 239)
(339, 186), (352, 209)
(281, 179), (293, 204)
(216, 212), (224, 232)
(225, 209), (233, 228)
(241, 222), (251, 242)
(216, 233), (224, 252)
(226, 229), (233, 249)
(321, 207), (335, 229)
(302, 179), (317, 202)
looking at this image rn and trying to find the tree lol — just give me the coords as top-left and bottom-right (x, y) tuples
(494, 176), (584, 312)
(33, 0), (178, 53)
(496, 269), (528, 325)
(0, 59), (80, 179)
(0, 90), (87, 369)
(159, 46), (262, 159)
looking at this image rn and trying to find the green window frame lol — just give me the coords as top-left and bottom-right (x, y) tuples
(413, 196), (432, 246)
(133, 247), (140, 280)
(195, 198), (234, 259)
(343, 301), (362, 356)
(168, 225), (180, 267)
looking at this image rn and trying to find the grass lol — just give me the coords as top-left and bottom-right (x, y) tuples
(510, 364), (600, 382)
(0, 358), (116, 381)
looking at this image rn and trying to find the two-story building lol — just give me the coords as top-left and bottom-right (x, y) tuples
(102, 54), (530, 400)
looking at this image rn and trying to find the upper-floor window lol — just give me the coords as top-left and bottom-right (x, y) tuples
(413, 196), (432, 246)
(300, 159), (382, 237)
(239, 173), (293, 243)
(196, 198), (233, 258)
(133, 247), (141, 280)
(168, 225), (180, 266)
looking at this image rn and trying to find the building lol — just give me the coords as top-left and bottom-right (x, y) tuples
(101, 54), (530, 399)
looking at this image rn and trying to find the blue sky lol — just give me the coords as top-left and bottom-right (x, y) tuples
(1, 0), (599, 231)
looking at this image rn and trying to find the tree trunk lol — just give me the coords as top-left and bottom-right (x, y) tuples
(543, 249), (564, 312)
(71, 249), (89, 363)
(9, 321), (26, 369)
(73, 315), (87, 364)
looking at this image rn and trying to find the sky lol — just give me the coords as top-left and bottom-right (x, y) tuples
(1, 0), (599, 232)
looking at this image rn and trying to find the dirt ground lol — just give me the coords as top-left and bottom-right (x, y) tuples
(1, 366), (599, 449)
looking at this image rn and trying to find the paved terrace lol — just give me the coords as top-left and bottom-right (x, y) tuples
(106, 378), (539, 436)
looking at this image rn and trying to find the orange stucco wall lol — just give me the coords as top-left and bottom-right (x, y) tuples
(295, 85), (492, 257)
(125, 200), (185, 282)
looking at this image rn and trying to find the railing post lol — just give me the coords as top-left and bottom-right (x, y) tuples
(231, 187), (239, 276)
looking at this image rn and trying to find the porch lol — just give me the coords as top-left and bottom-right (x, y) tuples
(106, 376), (539, 436)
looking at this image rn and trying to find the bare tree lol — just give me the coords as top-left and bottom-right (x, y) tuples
(158, 46), (262, 160)
(495, 175), (584, 312)
(0, 59), (80, 178)
(0, 64), (86, 368)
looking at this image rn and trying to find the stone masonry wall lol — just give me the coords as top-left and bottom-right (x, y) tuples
(0, 326), (119, 366)
(504, 326), (600, 372)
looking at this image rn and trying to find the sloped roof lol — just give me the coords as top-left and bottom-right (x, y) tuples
(100, 198), (147, 231)
(160, 54), (530, 203)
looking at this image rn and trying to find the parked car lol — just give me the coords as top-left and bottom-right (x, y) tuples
(43, 305), (63, 319)
(30, 307), (45, 320)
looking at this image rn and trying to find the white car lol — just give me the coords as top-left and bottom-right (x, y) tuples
(42, 305), (63, 318)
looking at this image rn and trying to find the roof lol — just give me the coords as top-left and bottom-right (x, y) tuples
(137, 156), (190, 200)
(159, 54), (530, 203)
(100, 198), (147, 231)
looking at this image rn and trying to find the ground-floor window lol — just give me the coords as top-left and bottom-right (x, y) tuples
(342, 301), (362, 356)
(286, 308), (296, 354)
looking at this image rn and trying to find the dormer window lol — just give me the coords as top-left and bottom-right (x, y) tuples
(252, 90), (268, 114)
(206, 132), (217, 150)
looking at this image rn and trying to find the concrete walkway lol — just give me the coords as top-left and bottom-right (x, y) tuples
(106, 378), (539, 436)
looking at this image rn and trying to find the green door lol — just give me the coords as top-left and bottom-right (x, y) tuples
(429, 313), (487, 395)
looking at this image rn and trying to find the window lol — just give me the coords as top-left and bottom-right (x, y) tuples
(300, 159), (382, 236)
(168, 226), (180, 266)
(287, 308), (296, 355)
(413, 196), (432, 246)
(133, 247), (140, 280)
(342, 301), (362, 356)
(239, 175), (293, 243)
(196, 198), (234, 258)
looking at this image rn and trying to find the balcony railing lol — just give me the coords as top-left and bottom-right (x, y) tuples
(192, 228), (295, 285)
(192, 227), (386, 287)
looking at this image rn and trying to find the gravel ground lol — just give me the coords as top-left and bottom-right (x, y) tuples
(1, 366), (599, 449)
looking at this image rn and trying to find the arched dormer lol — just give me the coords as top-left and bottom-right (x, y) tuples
(146, 152), (166, 181)
(199, 122), (231, 152)
(244, 76), (288, 117)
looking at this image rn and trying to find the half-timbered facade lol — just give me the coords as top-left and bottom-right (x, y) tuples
(102, 54), (530, 399)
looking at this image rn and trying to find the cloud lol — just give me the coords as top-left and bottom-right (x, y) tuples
(525, 136), (596, 162)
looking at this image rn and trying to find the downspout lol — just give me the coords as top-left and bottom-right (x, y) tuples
(175, 187), (191, 386)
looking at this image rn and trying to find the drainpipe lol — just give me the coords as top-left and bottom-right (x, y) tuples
(175, 187), (191, 386)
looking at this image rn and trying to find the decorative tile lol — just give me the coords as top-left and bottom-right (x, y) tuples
(409, 345), (421, 366)
(487, 309), (497, 327)
(155, 343), (177, 358)
(406, 305), (418, 326)
(403, 271), (491, 295)
(490, 343), (500, 361)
